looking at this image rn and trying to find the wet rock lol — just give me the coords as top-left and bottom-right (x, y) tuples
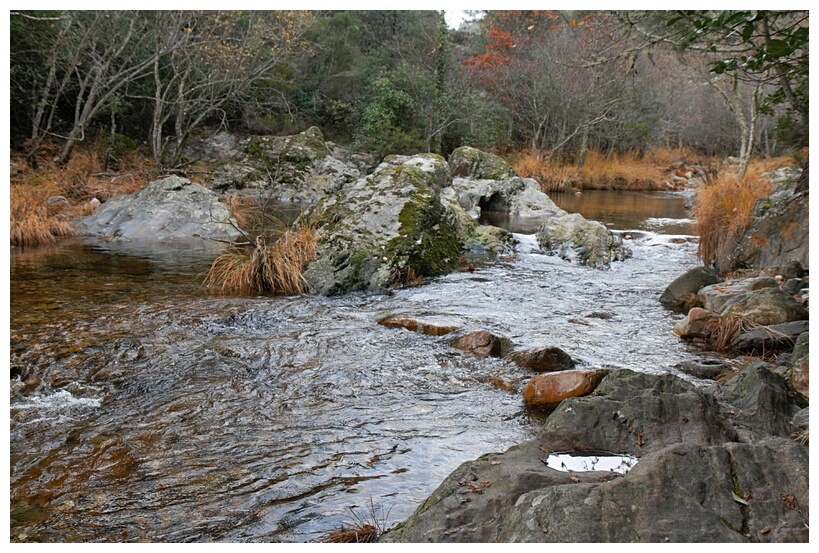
(448, 146), (517, 181)
(697, 277), (779, 313)
(382, 370), (809, 543)
(730, 320), (809, 354)
(674, 359), (730, 380)
(302, 154), (462, 295)
(378, 315), (458, 336)
(659, 267), (721, 310)
(536, 212), (631, 269)
(720, 287), (809, 326)
(505, 346), (575, 372)
(782, 278), (808, 295)
(791, 331), (809, 399)
(712, 361), (801, 441)
(78, 176), (242, 242)
(522, 369), (609, 409)
(451, 330), (512, 357)
(673, 307), (720, 340)
(462, 225), (517, 255)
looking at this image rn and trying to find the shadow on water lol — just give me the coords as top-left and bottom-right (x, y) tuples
(10, 191), (722, 542)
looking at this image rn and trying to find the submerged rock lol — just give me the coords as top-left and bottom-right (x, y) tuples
(382, 369), (809, 543)
(451, 330), (512, 358)
(378, 315), (459, 337)
(505, 346), (575, 372)
(78, 176), (242, 241)
(301, 154), (462, 294)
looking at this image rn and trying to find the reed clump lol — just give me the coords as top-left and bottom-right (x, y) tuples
(320, 500), (390, 543)
(693, 166), (773, 268)
(204, 226), (318, 295)
(510, 148), (669, 192)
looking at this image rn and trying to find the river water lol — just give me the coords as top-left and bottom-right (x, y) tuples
(10, 190), (722, 542)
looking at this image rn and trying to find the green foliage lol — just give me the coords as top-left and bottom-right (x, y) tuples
(355, 71), (425, 156)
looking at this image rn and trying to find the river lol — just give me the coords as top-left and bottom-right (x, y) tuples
(9, 189), (725, 542)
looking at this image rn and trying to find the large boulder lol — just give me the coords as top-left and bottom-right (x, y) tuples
(381, 369), (809, 543)
(448, 146), (517, 181)
(660, 267), (721, 310)
(730, 320), (809, 354)
(697, 277), (779, 313)
(446, 176), (562, 220)
(720, 287), (809, 326)
(536, 212), (631, 269)
(78, 176), (242, 241)
(301, 154), (462, 295)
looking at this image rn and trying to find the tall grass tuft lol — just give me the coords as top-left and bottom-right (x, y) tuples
(693, 166), (773, 268)
(205, 226), (318, 295)
(10, 183), (78, 248)
(320, 500), (391, 543)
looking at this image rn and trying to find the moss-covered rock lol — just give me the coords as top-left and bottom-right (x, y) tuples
(448, 146), (517, 180)
(301, 154), (463, 295)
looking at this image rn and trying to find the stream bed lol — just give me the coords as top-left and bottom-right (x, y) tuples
(10, 190), (725, 542)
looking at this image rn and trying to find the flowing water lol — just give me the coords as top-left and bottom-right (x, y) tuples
(10, 190), (723, 542)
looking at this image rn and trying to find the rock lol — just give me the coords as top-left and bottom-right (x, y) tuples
(791, 331), (809, 399)
(697, 277), (779, 313)
(182, 131), (242, 162)
(674, 359), (730, 380)
(382, 370), (809, 543)
(493, 439), (808, 543)
(301, 154), (462, 295)
(522, 369), (609, 409)
(89, 198), (101, 208)
(462, 225), (517, 255)
(660, 267), (721, 310)
(720, 287), (809, 326)
(536, 212), (630, 269)
(782, 278), (808, 295)
(78, 176), (242, 241)
(505, 346), (575, 372)
(451, 330), (512, 357)
(448, 146), (517, 181)
(673, 307), (720, 340)
(378, 315), (458, 336)
(730, 320), (809, 354)
(792, 406), (809, 432)
(717, 190), (808, 274)
(712, 361), (801, 441)
(781, 259), (806, 279)
(447, 176), (559, 220)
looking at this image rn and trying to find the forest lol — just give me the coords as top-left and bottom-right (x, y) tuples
(9, 10), (808, 171)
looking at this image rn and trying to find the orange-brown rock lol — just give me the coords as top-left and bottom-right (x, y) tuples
(523, 369), (609, 409)
(452, 330), (510, 358)
(378, 316), (458, 336)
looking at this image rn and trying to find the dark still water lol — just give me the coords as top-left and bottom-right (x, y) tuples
(9, 191), (720, 543)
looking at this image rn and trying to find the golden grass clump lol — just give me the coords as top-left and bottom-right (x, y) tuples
(693, 168), (773, 268)
(319, 501), (390, 543)
(10, 183), (78, 248)
(510, 148), (666, 192)
(10, 142), (153, 248)
(205, 227), (318, 295)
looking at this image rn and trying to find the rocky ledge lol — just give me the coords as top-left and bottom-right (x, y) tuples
(381, 367), (808, 543)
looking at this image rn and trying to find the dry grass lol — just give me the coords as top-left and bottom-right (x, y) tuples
(204, 226), (318, 295)
(706, 314), (757, 352)
(319, 500), (391, 543)
(693, 166), (774, 267)
(510, 148), (669, 192)
(10, 142), (153, 248)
